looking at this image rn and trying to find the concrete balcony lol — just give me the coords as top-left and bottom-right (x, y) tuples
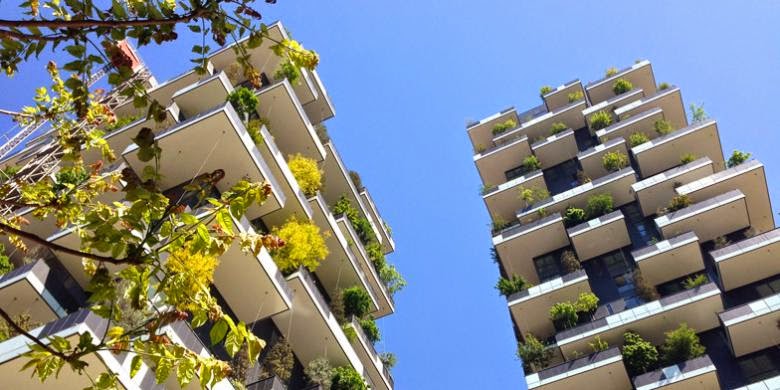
(542, 79), (586, 111)
(508, 269), (591, 340)
(122, 103), (286, 220)
(272, 269), (364, 374)
(632, 355), (719, 390)
(306, 193), (382, 317)
(0, 260), (66, 324)
(595, 107), (664, 143)
(255, 80), (327, 162)
(493, 213), (569, 284)
(567, 210), (631, 261)
(359, 189), (395, 254)
(582, 88), (644, 129)
(632, 119), (725, 178)
(517, 167), (637, 225)
(720, 291), (780, 357)
(171, 71), (233, 118)
(473, 134), (533, 186)
(493, 100), (587, 149)
(585, 60), (657, 105)
(711, 229), (780, 291)
(320, 142), (382, 244)
(631, 157), (715, 217)
(577, 138), (629, 181)
(615, 86), (687, 131)
(733, 374), (780, 390)
(655, 190), (749, 242)
(483, 170), (546, 223)
(531, 129), (579, 169)
(632, 231), (704, 286)
(345, 317), (393, 390)
(677, 159), (774, 234)
(555, 283), (723, 360)
(466, 106), (520, 153)
(526, 347), (631, 390)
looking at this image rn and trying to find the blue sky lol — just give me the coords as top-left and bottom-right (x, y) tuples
(2, 1), (780, 389)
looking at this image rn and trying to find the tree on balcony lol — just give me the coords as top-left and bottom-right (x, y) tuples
(727, 150), (752, 168)
(660, 323), (706, 365)
(495, 274), (530, 297)
(589, 111), (613, 131)
(612, 78), (634, 95)
(622, 331), (659, 376)
(517, 333), (554, 373)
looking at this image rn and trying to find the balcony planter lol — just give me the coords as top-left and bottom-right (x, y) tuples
(526, 347), (631, 390)
(632, 355), (718, 390)
(567, 210), (631, 261)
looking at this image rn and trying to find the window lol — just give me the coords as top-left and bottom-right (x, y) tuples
(738, 350), (780, 383)
(533, 251), (563, 282)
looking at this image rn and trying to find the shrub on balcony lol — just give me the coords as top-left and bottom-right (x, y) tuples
(602, 151), (629, 172)
(492, 119), (517, 135)
(680, 153), (696, 164)
(585, 194), (614, 220)
(658, 82), (670, 90)
(380, 352), (397, 369)
(563, 207), (587, 228)
(549, 301), (579, 330)
(245, 118), (269, 145)
(550, 122), (568, 135)
(612, 78), (634, 95)
(576, 170), (592, 185)
(288, 154), (323, 197)
(666, 194), (691, 213)
(495, 274), (530, 297)
(274, 60), (302, 84)
(629, 132), (650, 147)
(332, 197), (375, 244)
(522, 155), (542, 172)
(518, 185), (549, 209)
(305, 358), (334, 389)
(263, 339), (294, 381)
(654, 119), (674, 135)
(567, 90), (584, 103)
(561, 250), (582, 273)
(690, 103), (708, 123)
(517, 333), (553, 373)
(380, 263), (407, 294)
(605, 67), (619, 77)
(491, 217), (509, 234)
(331, 366), (368, 390)
(727, 150), (751, 168)
(343, 286), (372, 319)
(349, 170), (365, 191)
(359, 316), (380, 343)
(622, 331), (659, 376)
(0, 246), (12, 275)
(660, 323), (706, 365)
(575, 292), (599, 314)
(633, 268), (660, 302)
(365, 241), (386, 271)
(270, 217), (329, 274)
(589, 110), (612, 131)
(315, 123), (330, 144)
(539, 85), (554, 97)
(227, 86), (258, 120)
(682, 274), (709, 290)
(590, 335), (609, 353)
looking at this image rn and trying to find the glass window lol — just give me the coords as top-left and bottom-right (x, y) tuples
(533, 252), (563, 282)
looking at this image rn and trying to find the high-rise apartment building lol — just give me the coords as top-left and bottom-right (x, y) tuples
(0, 21), (397, 390)
(468, 61), (779, 389)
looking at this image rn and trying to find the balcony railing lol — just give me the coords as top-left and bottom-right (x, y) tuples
(632, 355), (717, 389)
(508, 269), (588, 303)
(350, 316), (394, 388)
(526, 347), (629, 389)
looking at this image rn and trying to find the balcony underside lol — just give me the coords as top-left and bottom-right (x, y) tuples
(655, 190), (749, 242)
(493, 214), (569, 284)
(631, 157), (715, 217)
(633, 232), (704, 286)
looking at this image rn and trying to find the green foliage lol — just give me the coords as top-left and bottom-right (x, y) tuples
(349, 170), (364, 191)
(605, 67), (619, 77)
(714, 236), (731, 250)
(0, 165), (20, 179)
(661, 323), (706, 365)
(658, 82), (670, 90)
(379, 264), (407, 294)
(629, 132), (650, 147)
(689, 103), (709, 123)
(727, 150), (751, 168)
(517, 333), (553, 373)
(359, 317), (380, 343)
(343, 286), (372, 319)
(602, 151), (629, 172)
(549, 301), (579, 330)
(667, 195), (691, 213)
(331, 366), (367, 390)
(550, 122), (568, 135)
(622, 331), (659, 376)
(0, 313), (40, 342)
(589, 110), (612, 131)
(379, 352), (397, 369)
(561, 250), (582, 273)
(590, 336), (609, 353)
(518, 185), (550, 208)
(539, 85), (554, 96)
(105, 114), (140, 133)
(654, 119), (674, 135)
(288, 154), (323, 197)
(270, 217), (329, 274)
(263, 340), (294, 382)
(612, 78), (634, 95)
(575, 292), (599, 313)
(227, 87), (259, 119)
(492, 119), (518, 135)
(682, 274), (709, 290)
(0, 244), (12, 275)
(305, 358), (334, 389)
(577, 170), (591, 185)
(633, 268), (660, 302)
(563, 207), (587, 228)
(567, 90), (584, 103)
(585, 193), (614, 219)
(495, 274), (530, 297)
(680, 153), (697, 164)
(522, 155), (542, 172)
(274, 60), (302, 84)
(315, 123), (330, 144)
(245, 118), (269, 145)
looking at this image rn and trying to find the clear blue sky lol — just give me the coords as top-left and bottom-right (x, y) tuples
(2, 1), (780, 389)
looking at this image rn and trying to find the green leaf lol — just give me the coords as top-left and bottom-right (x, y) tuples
(191, 311), (207, 328)
(129, 355), (143, 378)
(196, 224), (210, 244)
(224, 328), (243, 358)
(209, 318), (228, 346)
(111, 0), (127, 18)
(246, 334), (265, 364)
(64, 45), (85, 57)
(176, 356), (196, 387)
(216, 209), (233, 235)
(155, 357), (173, 384)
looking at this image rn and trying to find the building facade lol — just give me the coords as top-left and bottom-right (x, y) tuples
(469, 61), (780, 389)
(0, 21), (397, 390)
